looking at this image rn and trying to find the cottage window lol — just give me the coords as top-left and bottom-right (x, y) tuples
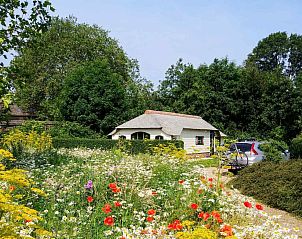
(119, 135), (126, 139)
(155, 135), (163, 140)
(195, 136), (204, 145)
(131, 132), (150, 140)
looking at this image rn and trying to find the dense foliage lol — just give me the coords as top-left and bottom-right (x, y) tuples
(10, 17), (153, 123)
(158, 56), (302, 141)
(229, 160), (302, 217)
(290, 134), (302, 159)
(5, 10), (302, 142)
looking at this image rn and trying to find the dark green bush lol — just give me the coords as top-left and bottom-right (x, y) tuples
(52, 138), (184, 154)
(290, 135), (302, 159)
(259, 139), (288, 162)
(16, 120), (101, 138)
(229, 160), (302, 217)
(48, 121), (101, 138)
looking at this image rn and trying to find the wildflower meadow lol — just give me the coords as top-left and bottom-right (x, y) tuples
(9, 147), (298, 239)
(0, 129), (300, 238)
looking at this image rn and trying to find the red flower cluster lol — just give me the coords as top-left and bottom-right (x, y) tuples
(148, 209), (156, 215)
(168, 219), (183, 230)
(109, 183), (121, 193)
(244, 201), (264, 210)
(102, 203), (112, 214)
(198, 212), (210, 221)
(220, 224), (233, 236)
(197, 211), (223, 223)
(146, 209), (156, 222)
(190, 203), (198, 210)
(104, 216), (114, 226)
(114, 201), (122, 207)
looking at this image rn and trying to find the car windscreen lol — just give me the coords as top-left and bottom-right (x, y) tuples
(230, 143), (252, 153)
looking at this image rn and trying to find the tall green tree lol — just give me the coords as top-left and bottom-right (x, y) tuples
(246, 32), (302, 79)
(0, 0), (54, 61)
(0, 0), (53, 117)
(59, 59), (131, 134)
(10, 17), (132, 118)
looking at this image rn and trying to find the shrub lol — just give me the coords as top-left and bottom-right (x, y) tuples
(0, 148), (51, 238)
(17, 120), (47, 134)
(1, 129), (52, 158)
(290, 135), (302, 159)
(258, 139), (288, 162)
(48, 121), (101, 138)
(52, 138), (184, 154)
(229, 160), (302, 217)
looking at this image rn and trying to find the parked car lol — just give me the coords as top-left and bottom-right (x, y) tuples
(226, 140), (290, 166)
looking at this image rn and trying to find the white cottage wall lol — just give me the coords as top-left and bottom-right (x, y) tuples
(112, 129), (171, 140)
(180, 129), (211, 153)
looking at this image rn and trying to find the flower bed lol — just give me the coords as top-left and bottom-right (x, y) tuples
(24, 148), (299, 239)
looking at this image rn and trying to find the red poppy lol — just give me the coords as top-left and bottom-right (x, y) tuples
(25, 219), (32, 223)
(112, 187), (121, 193)
(152, 191), (157, 196)
(168, 219), (182, 230)
(255, 203), (264, 210)
(104, 216), (114, 226)
(87, 196), (94, 203)
(102, 203), (112, 214)
(208, 178), (213, 182)
(146, 216), (154, 222)
(190, 203), (198, 210)
(114, 201), (122, 207)
(198, 212), (204, 218)
(211, 211), (221, 219)
(109, 183), (117, 189)
(148, 209), (156, 215)
(220, 224), (233, 236)
(203, 212), (210, 221)
(178, 180), (185, 184)
(9, 185), (16, 191)
(244, 201), (252, 208)
(209, 184), (213, 188)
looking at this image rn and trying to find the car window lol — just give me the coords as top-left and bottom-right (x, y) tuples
(230, 143), (252, 152)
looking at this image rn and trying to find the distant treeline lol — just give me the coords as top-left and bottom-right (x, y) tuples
(5, 17), (302, 142)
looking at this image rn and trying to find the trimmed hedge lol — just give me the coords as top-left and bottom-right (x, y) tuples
(290, 136), (302, 159)
(229, 160), (302, 217)
(52, 138), (184, 154)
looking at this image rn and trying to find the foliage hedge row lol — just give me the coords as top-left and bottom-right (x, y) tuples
(229, 160), (302, 217)
(52, 138), (184, 154)
(290, 136), (302, 159)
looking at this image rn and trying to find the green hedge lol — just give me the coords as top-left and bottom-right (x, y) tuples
(229, 160), (302, 217)
(290, 136), (302, 159)
(52, 138), (184, 154)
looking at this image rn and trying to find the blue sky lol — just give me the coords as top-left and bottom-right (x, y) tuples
(51, 0), (302, 86)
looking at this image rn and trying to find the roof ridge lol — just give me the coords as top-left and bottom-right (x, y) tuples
(144, 110), (201, 119)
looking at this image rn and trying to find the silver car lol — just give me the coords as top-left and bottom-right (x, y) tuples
(227, 141), (290, 166)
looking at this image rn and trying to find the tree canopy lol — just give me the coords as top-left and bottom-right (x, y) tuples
(10, 17), (136, 118)
(246, 32), (302, 79)
(0, 0), (54, 61)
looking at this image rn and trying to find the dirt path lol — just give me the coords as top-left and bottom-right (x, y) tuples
(203, 167), (302, 238)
